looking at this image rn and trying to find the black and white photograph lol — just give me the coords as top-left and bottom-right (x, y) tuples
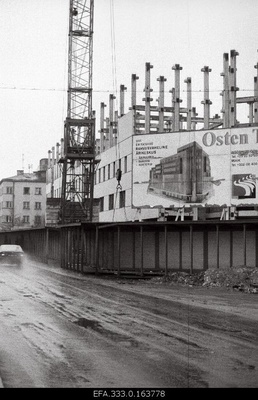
(0, 0), (258, 390)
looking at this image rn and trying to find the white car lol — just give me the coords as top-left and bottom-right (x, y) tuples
(0, 244), (24, 266)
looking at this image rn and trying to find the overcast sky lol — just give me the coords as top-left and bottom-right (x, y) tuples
(0, 0), (257, 179)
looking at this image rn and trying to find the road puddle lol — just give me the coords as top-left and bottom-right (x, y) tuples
(75, 317), (102, 330)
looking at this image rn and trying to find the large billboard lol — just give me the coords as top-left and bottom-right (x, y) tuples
(132, 127), (258, 208)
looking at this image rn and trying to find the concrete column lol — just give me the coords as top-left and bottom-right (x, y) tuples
(248, 102), (254, 123)
(143, 62), (153, 134)
(51, 146), (55, 168)
(184, 77), (192, 131)
(60, 138), (64, 159)
(172, 64), (183, 132)
(48, 150), (51, 168)
(254, 63), (258, 123)
(105, 117), (110, 150)
(114, 110), (118, 145)
(109, 94), (115, 147)
(100, 102), (106, 153)
(201, 66), (212, 129)
(157, 76), (166, 132)
(221, 53), (230, 128)
(191, 107), (197, 131)
(120, 85), (127, 117)
(56, 142), (60, 178)
(169, 87), (175, 131)
(51, 146), (55, 198)
(56, 142), (60, 163)
(131, 74), (139, 109)
(229, 49), (239, 127)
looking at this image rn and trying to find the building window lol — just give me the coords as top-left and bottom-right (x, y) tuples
(113, 162), (116, 178)
(103, 166), (105, 182)
(98, 168), (101, 184)
(203, 156), (207, 173)
(23, 201), (30, 209)
(34, 216), (41, 226)
(109, 194), (114, 210)
(99, 197), (104, 212)
(179, 158), (183, 174)
(5, 201), (13, 208)
(6, 186), (13, 194)
(124, 156), (128, 173)
(23, 187), (30, 195)
(119, 190), (125, 208)
(23, 216), (30, 223)
(35, 187), (42, 195)
(35, 202), (41, 210)
(119, 159), (122, 171)
(108, 164), (110, 180)
(5, 215), (12, 223)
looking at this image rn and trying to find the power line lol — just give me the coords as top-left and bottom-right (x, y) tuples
(0, 85), (256, 93)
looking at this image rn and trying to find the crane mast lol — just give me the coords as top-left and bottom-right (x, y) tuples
(60, 0), (96, 224)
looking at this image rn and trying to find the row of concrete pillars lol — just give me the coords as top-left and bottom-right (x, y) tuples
(47, 140), (64, 198)
(48, 140), (64, 168)
(99, 50), (258, 153)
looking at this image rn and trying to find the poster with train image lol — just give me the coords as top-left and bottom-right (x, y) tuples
(132, 126), (258, 208)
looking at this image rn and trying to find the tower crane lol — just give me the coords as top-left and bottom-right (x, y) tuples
(59, 0), (97, 224)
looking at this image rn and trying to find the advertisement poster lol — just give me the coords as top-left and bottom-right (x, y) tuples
(132, 127), (258, 208)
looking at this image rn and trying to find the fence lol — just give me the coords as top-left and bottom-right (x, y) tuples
(60, 220), (258, 275)
(0, 221), (257, 274)
(0, 227), (61, 264)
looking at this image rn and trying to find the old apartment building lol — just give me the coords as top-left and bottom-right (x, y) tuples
(0, 160), (47, 231)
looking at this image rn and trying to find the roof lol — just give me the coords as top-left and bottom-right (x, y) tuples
(0, 171), (46, 184)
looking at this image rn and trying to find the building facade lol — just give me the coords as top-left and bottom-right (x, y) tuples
(0, 162), (47, 231)
(94, 111), (160, 222)
(45, 52), (258, 223)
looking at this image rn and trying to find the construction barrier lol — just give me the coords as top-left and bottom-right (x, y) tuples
(0, 221), (257, 275)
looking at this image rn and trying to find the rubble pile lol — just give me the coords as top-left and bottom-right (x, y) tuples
(203, 266), (258, 293)
(150, 271), (205, 286)
(150, 267), (258, 293)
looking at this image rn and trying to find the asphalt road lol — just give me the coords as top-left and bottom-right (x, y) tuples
(0, 256), (257, 388)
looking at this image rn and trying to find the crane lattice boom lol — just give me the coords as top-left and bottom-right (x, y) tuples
(60, 0), (96, 224)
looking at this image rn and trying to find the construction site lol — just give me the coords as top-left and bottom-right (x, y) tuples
(46, 26), (258, 224)
(1, 2), (258, 389)
(2, 0), (258, 274)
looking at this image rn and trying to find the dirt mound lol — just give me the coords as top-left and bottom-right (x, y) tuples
(151, 271), (205, 286)
(203, 266), (258, 293)
(150, 267), (258, 293)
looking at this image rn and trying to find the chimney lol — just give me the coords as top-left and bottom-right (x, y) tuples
(17, 170), (24, 176)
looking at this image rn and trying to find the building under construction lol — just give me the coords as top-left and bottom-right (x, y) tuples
(46, 49), (258, 223)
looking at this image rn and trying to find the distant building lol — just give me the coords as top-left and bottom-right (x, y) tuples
(0, 159), (47, 231)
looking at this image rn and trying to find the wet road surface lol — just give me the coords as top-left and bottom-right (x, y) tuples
(0, 257), (258, 388)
